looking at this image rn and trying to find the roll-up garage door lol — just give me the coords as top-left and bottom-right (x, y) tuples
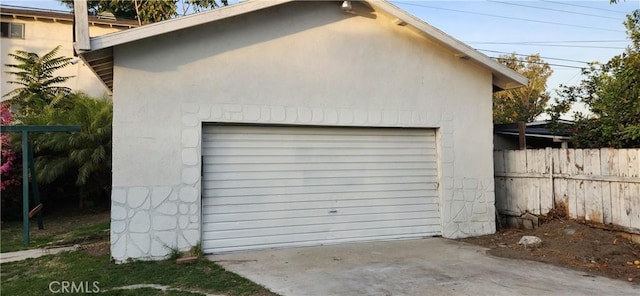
(201, 125), (440, 253)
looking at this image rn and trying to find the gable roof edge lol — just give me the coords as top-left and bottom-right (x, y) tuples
(86, 0), (294, 50)
(369, 1), (527, 90)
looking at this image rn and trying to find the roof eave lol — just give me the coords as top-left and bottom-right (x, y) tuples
(87, 0), (294, 50)
(80, 0), (528, 92)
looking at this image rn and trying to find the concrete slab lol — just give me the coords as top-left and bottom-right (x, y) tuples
(209, 238), (639, 296)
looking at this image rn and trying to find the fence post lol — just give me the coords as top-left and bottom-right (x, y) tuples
(518, 122), (526, 150)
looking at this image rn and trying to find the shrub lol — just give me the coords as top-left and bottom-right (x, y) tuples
(22, 93), (113, 208)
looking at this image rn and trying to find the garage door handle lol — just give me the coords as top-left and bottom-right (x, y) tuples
(329, 210), (338, 214)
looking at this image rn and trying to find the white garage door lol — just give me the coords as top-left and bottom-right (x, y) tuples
(201, 125), (440, 253)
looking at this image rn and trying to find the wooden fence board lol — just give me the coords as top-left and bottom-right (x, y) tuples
(623, 183), (632, 228)
(600, 148), (613, 224)
(506, 150), (517, 173)
(540, 148), (553, 213)
(619, 150), (631, 228)
(552, 148), (561, 175)
(495, 148), (639, 233)
(611, 148), (623, 226)
(611, 182), (622, 226)
(494, 177), (506, 213)
(494, 151), (505, 174)
(573, 150), (585, 220)
(506, 177), (516, 214)
(629, 150), (639, 229)
(585, 149), (603, 223)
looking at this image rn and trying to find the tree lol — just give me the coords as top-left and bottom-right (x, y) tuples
(3, 46), (113, 209)
(552, 13), (640, 148)
(22, 93), (113, 208)
(3, 46), (72, 117)
(492, 54), (553, 124)
(60, 0), (229, 25)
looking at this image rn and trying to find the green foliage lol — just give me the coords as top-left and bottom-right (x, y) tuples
(165, 241), (203, 260)
(189, 241), (203, 258)
(2, 46), (112, 211)
(493, 53), (553, 124)
(2, 45), (72, 116)
(60, 0), (229, 24)
(21, 93), (113, 205)
(181, 0), (229, 14)
(165, 244), (183, 260)
(552, 14), (640, 148)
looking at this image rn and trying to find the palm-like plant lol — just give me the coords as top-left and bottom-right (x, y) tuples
(3, 46), (73, 116)
(24, 93), (112, 207)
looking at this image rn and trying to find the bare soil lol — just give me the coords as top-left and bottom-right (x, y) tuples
(460, 218), (640, 284)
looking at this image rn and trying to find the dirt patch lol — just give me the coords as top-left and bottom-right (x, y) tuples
(460, 219), (640, 284)
(82, 241), (110, 257)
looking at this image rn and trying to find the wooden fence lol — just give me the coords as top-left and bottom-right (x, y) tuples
(494, 148), (640, 234)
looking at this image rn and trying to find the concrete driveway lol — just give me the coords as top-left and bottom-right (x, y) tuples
(209, 238), (639, 296)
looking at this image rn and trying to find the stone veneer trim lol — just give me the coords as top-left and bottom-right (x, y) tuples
(110, 103), (495, 262)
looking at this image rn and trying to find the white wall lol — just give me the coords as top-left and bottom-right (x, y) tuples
(110, 1), (497, 261)
(1, 17), (124, 98)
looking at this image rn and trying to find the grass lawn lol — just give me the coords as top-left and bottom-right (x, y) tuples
(1, 211), (276, 295)
(1, 211), (110, 253)
(1, 244), (276, 295)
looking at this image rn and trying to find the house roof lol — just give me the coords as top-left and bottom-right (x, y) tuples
(0, 5), (139, 28)
(77, 0), (528, 93)
(494, 120), (573, 141)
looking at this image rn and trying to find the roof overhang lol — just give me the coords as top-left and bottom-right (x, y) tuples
(495, 131), (572, 142)
(77, 0), (528, 93)
(0, 6), (138, 28)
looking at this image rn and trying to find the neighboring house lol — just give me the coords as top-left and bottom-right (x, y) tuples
(494, 120), (573, 150)
(0, 5), (137, 99)
(77, 0), (527, 261)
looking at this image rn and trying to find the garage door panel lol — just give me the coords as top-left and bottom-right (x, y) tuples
(204, 203), (439, 219)
(203, 205), (438, 223)
(204, 175), (436, 189)
(204, 231), (440, 253)
(204, 197), (437, 214)
(204, 128), (435, 140)
(206, 218), (438, 240)
(203, 225), (440, 252)
(204, 161), (437, 173)
(203, 139), (434, 149)
(203, 213), (440, 231)
(204, 169), (435, 180)
(204, 182), (437, 197)
(203, 154), (436, 164)
(202, 125), (440, 253)
(204, 189), (438, 206)
(204, 147), (433, 156)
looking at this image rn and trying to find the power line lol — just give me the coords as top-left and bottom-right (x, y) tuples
(394, 1), (624, 33)
(541, 0), (631, 14)
(488, 1), (620, 20)
(469, 42), (625, 49)
(465, 40), (627, 44)
(477, 49), (594, 64)
(488, 56), (587, 69)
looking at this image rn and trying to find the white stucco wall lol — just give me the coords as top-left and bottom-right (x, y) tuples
(110, 1), (496, 261)
(1, 17), (125, 98)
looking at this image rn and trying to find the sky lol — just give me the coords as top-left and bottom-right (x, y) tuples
(2, 0), (639, 117)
